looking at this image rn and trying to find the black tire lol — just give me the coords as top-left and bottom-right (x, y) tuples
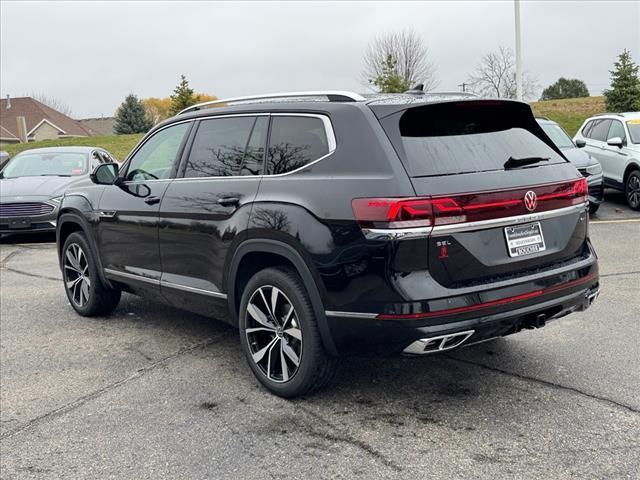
(588, 203), (600, 215)
(238, 267), (337, 398)
(625, 170), (640, 211)
(62, 232), (121, 316)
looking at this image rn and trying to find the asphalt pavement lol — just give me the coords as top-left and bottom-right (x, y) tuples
(1, 190), (638, 479)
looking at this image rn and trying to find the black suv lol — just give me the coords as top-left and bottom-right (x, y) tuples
(56, 91), (599, 397)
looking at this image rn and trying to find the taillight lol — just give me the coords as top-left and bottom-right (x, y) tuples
(352, 179), (587, 233)
(351, 197), (433, 229)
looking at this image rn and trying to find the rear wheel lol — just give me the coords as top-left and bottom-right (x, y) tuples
(588, 203), (600, 215)
(62, 232), (121, 316)
(239, 267), (337, 397)
(625, 170), (640, 210)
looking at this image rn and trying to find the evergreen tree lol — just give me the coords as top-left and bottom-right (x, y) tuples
(370, 55), (411, 93)
(604, 49), (640, 112)
(169, 75), (197, 115)
(540, 78), (590, 100)
(114, 94), (153, 135)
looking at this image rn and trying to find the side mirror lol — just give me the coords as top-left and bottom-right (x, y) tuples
(90, 163), (119, 185)
(607, 137), (624, 148)
(575, 138), (586, 148)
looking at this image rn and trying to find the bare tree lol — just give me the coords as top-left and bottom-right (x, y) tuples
(30, 93), (73, 116)
(362, 29), (438, 92)
(466, 46), (539, 100)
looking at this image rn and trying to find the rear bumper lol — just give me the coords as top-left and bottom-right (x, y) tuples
(324, 253), (599, 355)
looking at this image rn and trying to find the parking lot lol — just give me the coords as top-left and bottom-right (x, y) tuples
(1, 190), (639, 479)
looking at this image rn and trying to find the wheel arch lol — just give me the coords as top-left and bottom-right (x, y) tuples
(623, 161), (640, 184)
(57, 210), (111, 288)
(227, 239), (337, 356)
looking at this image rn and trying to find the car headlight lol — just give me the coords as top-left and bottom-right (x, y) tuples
(585, 163), (602, 175)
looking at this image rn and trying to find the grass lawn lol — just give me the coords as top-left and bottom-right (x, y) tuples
(2, 133), (144, 161)
(530, 96), (606, 136)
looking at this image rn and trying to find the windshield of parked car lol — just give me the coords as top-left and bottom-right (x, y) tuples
(626, 120), (640, 144)
(0, 152), (88, 178)
(539, 123), (575, 149)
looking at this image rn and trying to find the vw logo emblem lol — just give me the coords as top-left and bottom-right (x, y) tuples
(524, 191), (538, 212)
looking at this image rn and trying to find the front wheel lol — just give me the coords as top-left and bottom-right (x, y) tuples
(62, 232), (121, 316)
(626, 170), (640, 211)
(239, 267), (337, 397)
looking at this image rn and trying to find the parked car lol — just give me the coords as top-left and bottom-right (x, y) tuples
(536, 117), (604, 214)
(573, 112), (640, 210)
(56, 91), (599, 397)
(0, 146), (117, 235)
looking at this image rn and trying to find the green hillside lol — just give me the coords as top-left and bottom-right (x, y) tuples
(530, 96), (606, 136)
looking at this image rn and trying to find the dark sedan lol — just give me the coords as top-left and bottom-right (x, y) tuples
(537, 117), (605, 214)
(0, 146), (116, 235)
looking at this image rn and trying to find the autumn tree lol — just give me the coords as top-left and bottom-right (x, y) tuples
(604, 49), (640, 112)
(362, 29), (438, 93)
(467, 46), (538, 99)
(541, 78), (590, 100)
(114, 94), (153, 134)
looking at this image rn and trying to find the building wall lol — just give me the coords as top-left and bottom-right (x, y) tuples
(31, 122), (62, 141)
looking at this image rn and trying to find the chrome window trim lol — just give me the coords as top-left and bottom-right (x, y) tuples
(360, 203), (587, 240)
(169, 112), (336, 181)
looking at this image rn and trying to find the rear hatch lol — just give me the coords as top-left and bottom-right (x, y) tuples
(374, 100), (589, 288)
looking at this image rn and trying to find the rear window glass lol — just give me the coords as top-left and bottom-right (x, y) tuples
(266, 116), (329, 175)
(393, 103), (565, 177)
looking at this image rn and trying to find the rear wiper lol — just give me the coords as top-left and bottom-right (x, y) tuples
(504, 156), (550, 170)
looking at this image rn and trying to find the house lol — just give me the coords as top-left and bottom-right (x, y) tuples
(77, 117), (116, 136)
(0, 96), (92, 144)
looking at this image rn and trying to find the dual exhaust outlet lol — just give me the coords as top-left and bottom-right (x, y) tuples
(403, 330), (475, 355)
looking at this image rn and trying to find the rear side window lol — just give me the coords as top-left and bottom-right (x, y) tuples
(266, 116), (329, 175)
(387, 102), (566, 177)
(589, 119), (612, 141)
(184, 117), (257, 178)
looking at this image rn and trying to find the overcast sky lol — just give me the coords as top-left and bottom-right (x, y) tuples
(1, 0), (638, 118)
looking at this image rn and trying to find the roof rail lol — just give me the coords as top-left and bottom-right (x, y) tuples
(178, 91), (366, 115)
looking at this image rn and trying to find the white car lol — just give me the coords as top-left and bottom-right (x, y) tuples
(573, 112), (640, 210)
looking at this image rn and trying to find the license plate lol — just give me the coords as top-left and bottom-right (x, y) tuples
(8, 217), (31, 229)
(504, 222), (546, 257)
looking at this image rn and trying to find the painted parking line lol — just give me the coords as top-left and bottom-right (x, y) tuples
(591, 218), (640, 224)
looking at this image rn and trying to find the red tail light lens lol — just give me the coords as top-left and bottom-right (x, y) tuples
(352, 179), (588, 232)
(351, 197), (433, 229)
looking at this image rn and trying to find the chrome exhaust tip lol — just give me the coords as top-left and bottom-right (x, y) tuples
(403, 330), (475, 355)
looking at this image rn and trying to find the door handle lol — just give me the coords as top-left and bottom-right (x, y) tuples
(144, 196), (161, 205)
(217, 196), (240, 207)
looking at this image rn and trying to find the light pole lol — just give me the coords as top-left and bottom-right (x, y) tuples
(514, 0), (523, 101)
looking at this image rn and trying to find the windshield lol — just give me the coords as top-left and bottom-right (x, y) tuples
(1, 152), (88, 179)
(539, 123), (575, 149)
(627, 120), (640, 144)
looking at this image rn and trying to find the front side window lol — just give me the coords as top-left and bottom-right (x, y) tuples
(589, 119), (612, 142)
(266, 116), (329, 175)
(582, 121), (594, 138)
(184, 117), (258, 178)
(125, 122), (190, 181)
(607, 120), (626, 141)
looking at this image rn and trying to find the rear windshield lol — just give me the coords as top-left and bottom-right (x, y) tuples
(383, 102), (566, 177)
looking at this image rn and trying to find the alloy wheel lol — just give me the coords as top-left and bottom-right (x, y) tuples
(64, 243), (91, 308)
(627, 174), (640, 208)
(245, 285), (303, 383)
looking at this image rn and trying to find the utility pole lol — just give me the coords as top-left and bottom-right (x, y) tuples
(514, 0), (523, 101)
(458, 82), (468, 93)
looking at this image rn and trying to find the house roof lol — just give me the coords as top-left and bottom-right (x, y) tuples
(0, 96), (92, 139)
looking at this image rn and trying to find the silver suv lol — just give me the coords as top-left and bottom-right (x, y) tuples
(573, 112), (640, 210)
